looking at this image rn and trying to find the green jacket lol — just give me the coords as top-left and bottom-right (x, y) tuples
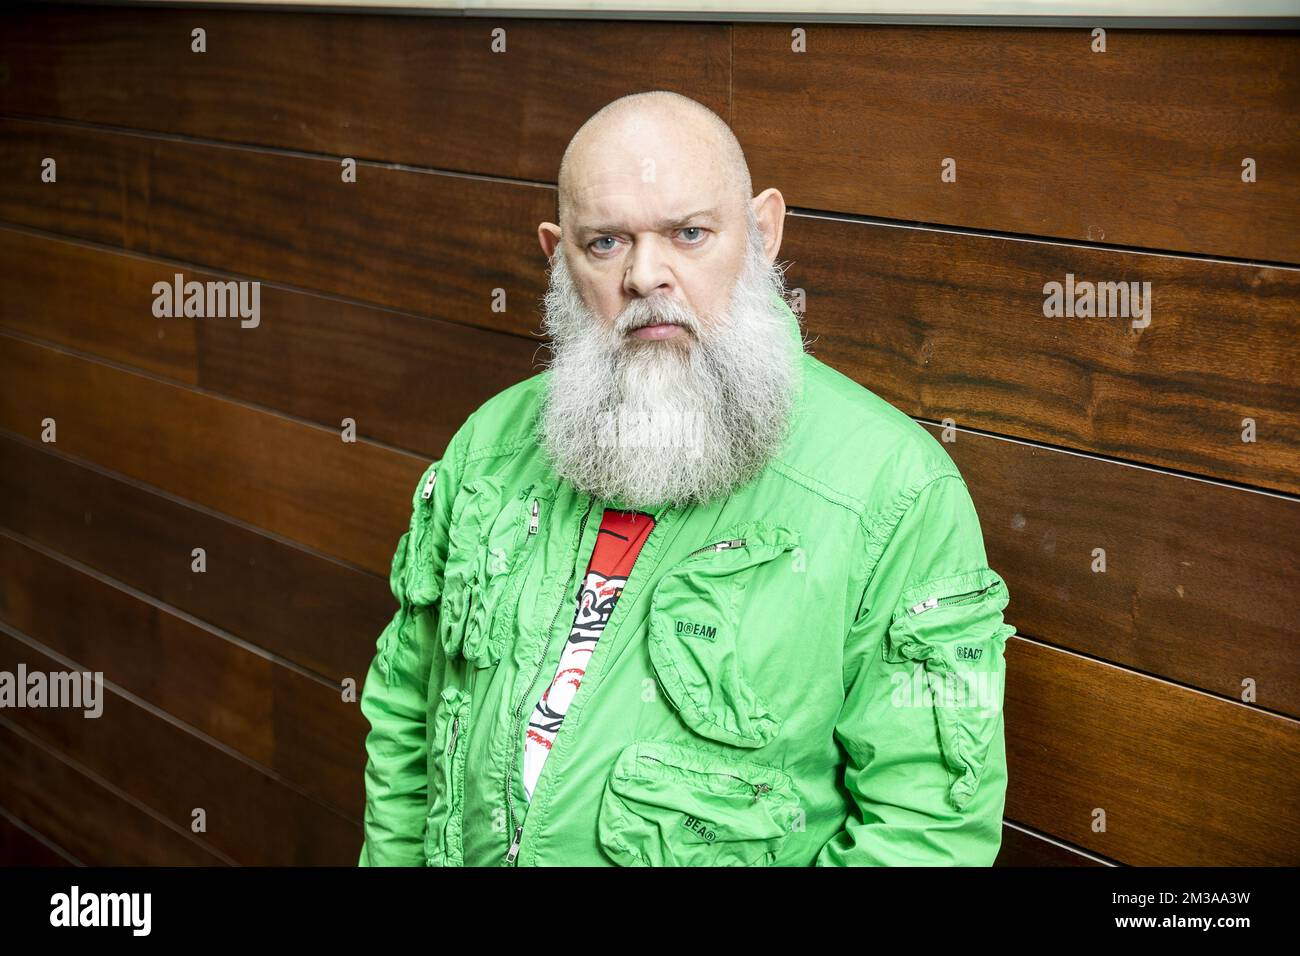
(358, 291), (1015, 867)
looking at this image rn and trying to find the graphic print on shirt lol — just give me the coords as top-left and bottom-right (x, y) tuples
(523, 509), (655, 803)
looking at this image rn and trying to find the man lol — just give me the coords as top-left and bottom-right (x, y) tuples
(358, 90), (1015, 867)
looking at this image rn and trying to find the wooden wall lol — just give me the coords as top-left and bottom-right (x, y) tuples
(0, 4), (1296, 866)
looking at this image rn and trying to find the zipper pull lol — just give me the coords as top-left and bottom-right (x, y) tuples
(715, 538), (745, 551)
(753, 781), (771, 800)
(506, 825), (524, 864)
(528, 499), (539, 535)
(446, 716), (460, 756)
(909, 597), (939, 615)
(420, 468), (438, 501)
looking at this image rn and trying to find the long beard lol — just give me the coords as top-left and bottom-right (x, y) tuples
(536, 226), (802, 508)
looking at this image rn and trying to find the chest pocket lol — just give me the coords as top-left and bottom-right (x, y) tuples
(597, 739), (798, 866)
(437, 478), (550, 669)
(647, 522), (801, 749)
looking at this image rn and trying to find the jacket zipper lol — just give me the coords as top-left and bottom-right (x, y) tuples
(505, 495), (595, 865)
(908, 583), (995, 616)
(685, 537), (746, 559)
(637, 753), (772, 801)
(420, 467), (438, 501)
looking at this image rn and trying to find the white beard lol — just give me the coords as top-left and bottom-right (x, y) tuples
(537, 222), (803, 508)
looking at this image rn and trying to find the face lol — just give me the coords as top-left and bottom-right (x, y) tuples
(554, 129), (754, 344)
(536, 206), (803, 509)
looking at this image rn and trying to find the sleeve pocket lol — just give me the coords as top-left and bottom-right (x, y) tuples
(883, 567), (1015, 811)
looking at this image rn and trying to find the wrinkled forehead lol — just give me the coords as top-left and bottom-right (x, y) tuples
(564, 123), (740, 235)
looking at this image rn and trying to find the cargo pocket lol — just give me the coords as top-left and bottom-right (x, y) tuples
(647, 522), (800, 748)
(424, 684), (472, 867)
(438, 478), (542, 669)
(884, 567), (1015, 811)
(597, 739), (798, 866)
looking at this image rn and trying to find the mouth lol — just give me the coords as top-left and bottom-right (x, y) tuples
(627, 322), (688, 341)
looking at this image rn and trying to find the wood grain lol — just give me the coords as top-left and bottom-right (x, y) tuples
(0, 532), (368, 820)
(0, 721), (224, 865)
(0, 433), (394, 686)
(735, 24), (1300, 262)
(788, 213), (1300, 494)
(0, 627), (362, 865)
(0, 334), (425, 577)
(1004, 637), (1300, 865)
(0, 5), (731, 184)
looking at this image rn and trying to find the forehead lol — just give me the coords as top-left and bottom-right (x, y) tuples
(567, 131), (733, 235)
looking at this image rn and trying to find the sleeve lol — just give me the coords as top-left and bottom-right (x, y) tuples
(357, 434), (463, 867)
(815, 472), (1016, 866)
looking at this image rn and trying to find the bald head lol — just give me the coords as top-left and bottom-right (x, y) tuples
(556, 91), (752, 229)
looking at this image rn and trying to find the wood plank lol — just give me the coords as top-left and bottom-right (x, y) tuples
(0, 721), (223, 866)
(0, 5), (730, 184)
(932, 424), (1300, 720)
(1004, 637), (1300, 865)
(735, 25), (1300, 262)
(0, 433), (393, 686)
(0, 229), (195, 382)
(0, 627), (361, 865)
(788, 213), (1300, 494)
(0, 117), (554, 339)
(0, 227), (541, 456)
(0, 533), (367, 821)
(995, 823), (1109, 867)
(0, 809), (77, 866)
(0, 334), (424, 576)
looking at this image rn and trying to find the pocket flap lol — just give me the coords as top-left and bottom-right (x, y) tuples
(598, 740), (798, 866)
(885, 566), (1014, 810)
(647, 523), (800, 749)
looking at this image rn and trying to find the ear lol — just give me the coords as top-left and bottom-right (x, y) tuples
(750, 188), (786, 262)
(538, 221), (562, 261)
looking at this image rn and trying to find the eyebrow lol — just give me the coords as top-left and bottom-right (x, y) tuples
(576, 208), (720, 242)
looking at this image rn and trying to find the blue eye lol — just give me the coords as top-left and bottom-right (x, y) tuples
(591, 237), (617, 253)
(679, 227), (705, 243)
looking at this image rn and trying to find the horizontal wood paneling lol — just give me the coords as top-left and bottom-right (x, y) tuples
(0, 627), (361, 865)
(735, 25), (1300, 262)
(0, 228), (543, 456)
(0, 118), (555, 338)
(5, 9), (1294, 262)
(934, 425), (1300, 720)
(5, 329), (1290, 717)
(789, 214), (1300, 495)
(0, 5), (731, 184)
(0, 533), (367, 820)
(4, 124), (1294, 490)
(995, 823), (1109, 867)
(0, 721), (223, 865)
(1005, 637), (1300, 865)
(0, 434), (393, 686)
(0, 334), (424, 577)
(0, 229), (196, 382)
(0, 809), (77, 866)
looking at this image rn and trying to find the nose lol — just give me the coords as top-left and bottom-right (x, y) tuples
(623, 236), (674, 300)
